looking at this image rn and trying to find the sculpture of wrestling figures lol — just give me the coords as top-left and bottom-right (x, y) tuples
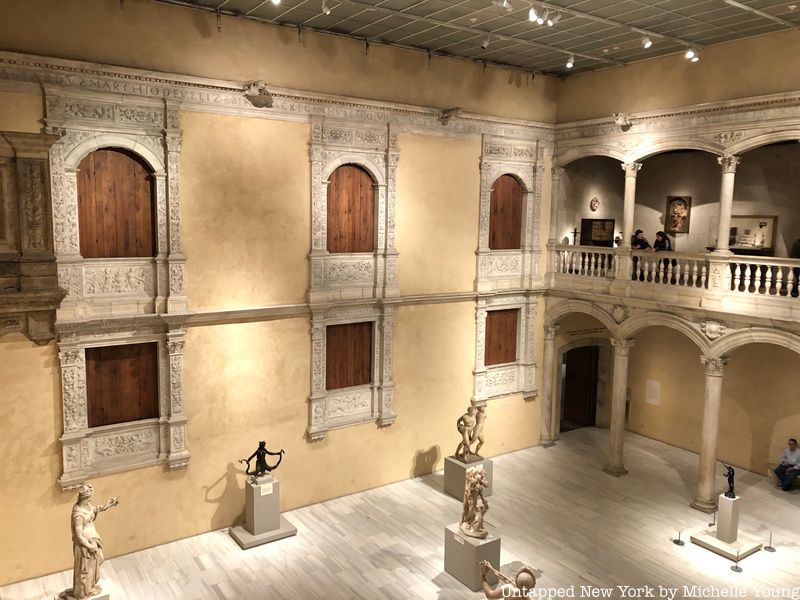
(460, 465), (490, 539)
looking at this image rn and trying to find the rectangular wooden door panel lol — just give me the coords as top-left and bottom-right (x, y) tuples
(485, 309), (518, 366)
(326, 322), (373, 390)
(86, 342), (159, 428)
(563, 346), (599, 427)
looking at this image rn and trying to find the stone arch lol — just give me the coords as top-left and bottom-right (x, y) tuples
(727, 130), (800, 156)
(555, 336), (613, 432)
(557, 147), (625, 167)
(711, 327), (800, 358)
(322, 155), (385, 186)
(631, 140), (723, 162)
(617, 312), (711, 355)
(544, 298), (619, 336)
(486, 165), (532, 194)
(63, 133), (165, 173)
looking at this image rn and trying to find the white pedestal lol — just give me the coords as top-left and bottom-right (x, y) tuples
(444, 456), (493, 500)
(690, 494), (762, 561)
(443, 523), (501, 592)
(230, 476), (297, 549)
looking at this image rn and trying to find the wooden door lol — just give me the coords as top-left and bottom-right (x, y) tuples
(327, 164), (375, 253)
(488, 174), (523, 250)
(77, 148), (156, 258)
(562, 346), (598, 430)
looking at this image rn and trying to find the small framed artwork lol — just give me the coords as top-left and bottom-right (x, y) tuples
(579, 218), (615, 247)
(729, 215), (777, 255)
(665, 196), (691, 234)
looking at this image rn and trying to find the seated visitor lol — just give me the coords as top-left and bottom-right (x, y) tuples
(774, 438), (800, 491)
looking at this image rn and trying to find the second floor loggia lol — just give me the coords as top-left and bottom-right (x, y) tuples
(547, 137), (800, 322)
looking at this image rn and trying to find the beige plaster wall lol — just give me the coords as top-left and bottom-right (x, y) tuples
(626, 327), (800, 474)
(181, 112), (310, 310)
(0, 91), (41, 133)
(0, 300), (542, 585)
(396, 134), (480, 295)
(0, 0), (557, 123)
(557, 30), (800, 122)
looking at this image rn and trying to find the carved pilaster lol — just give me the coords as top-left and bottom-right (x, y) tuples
(378, 306), (396, 426)
(59, 347), (87, 432)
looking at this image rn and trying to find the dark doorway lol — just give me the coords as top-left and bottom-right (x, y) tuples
(561, 346), (599, 432)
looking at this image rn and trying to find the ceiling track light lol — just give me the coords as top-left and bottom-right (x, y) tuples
(322, 0), (331, 14)
(566, 55), (574, 69)
(685, 48), (699, 61)
(547, 12), (560, 26)
(493, 0), (513, 12)
(481, 35), (491, 50)
(528, 5), (538, 21)
(642, 36), (652, 49)
(537, 9), (547, 25)
(270, 0), (281, 5)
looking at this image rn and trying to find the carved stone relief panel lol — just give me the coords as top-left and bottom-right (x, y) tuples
(0, 132), (65, 344)
(58, 329), (189, 489)
(309, 118), (399, 303)
(473, 294), (538, 404)
(307, 303), (395, 441)
(476, 135), (543, 293)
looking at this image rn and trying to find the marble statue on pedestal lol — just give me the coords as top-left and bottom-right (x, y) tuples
(480, 561), (536, 599)
(455, 405), (488, 461)
(460, 466), (490, 539)
(240, 441), (284, 482)
(63, 483), (119, 600)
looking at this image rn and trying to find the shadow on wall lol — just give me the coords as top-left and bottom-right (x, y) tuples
(410, 445), (441, 478)
(202, 462), (245, 529)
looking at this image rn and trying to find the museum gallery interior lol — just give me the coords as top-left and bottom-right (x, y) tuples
(1, 0), (800, 598)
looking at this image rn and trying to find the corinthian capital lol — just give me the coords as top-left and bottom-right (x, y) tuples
(717, 155), (741, 174)
(621, 162), (642, 178)
(611, 338), (635, 355)
(701, 355), (728, 376)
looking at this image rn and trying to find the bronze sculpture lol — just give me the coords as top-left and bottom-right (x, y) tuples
(240, 441), (285, 482)
(724, 465), (736, 498)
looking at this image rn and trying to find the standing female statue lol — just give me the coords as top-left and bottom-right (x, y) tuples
(67, 483), (118, 599)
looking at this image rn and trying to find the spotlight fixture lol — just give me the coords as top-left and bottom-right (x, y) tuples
(537, 9), (547, 24)
(547, 12), (561, 26)
(322, 0), (331, 14)
(481, 35), (491, 50)
(270, 0), (281, 4)
(528, 5), (538, 21)
(493, 0), (513, 11)
(642, 36), (652, 49)
(685, 48), (697, 59)
(566, 55), (574, 69)
(691, 51), (700, 62)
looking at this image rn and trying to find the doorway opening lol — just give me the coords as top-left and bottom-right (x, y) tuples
(560, 346), (599, 432)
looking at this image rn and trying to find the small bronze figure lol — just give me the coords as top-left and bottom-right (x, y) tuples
(724, 465), (736, 498)
(240, 441), (284, 482)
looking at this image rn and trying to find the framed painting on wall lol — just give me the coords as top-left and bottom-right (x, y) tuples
(665, 196), (691, 234)
(579, 218), (615, 247)
(729, 215), (777, 256)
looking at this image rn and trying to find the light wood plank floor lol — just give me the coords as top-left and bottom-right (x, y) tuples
(3, 429), (799, 600)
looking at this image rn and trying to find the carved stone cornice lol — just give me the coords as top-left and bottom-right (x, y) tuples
(0, 50), (553, 144)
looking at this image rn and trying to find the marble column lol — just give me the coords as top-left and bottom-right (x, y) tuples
(691, 356), (729, 512)
(620, 162), (642, 249)
(539, 324), (559, 447)
(604, 338), (634, 476)
(548, 167), (564, 244)
(713, 155), (741, 254)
